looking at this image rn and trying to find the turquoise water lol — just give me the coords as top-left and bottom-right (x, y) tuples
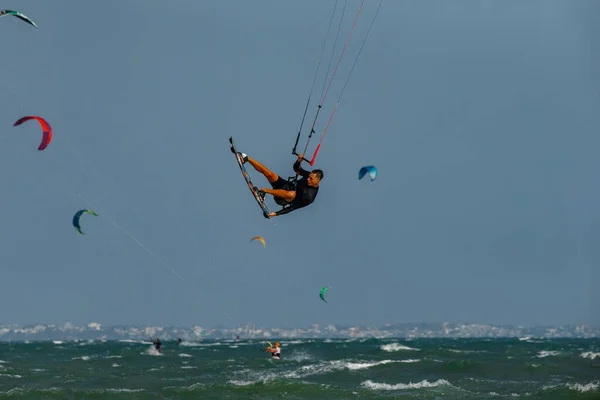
(0, 338), (597, 399)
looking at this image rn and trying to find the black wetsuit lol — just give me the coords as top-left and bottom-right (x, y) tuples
(271, 160), (319, 216)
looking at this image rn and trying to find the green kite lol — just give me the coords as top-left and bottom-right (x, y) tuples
(73, 209), (98, 235)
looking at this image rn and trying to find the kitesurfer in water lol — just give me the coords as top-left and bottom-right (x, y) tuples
(151, 338), (162, 353)
(266, 342), (281, 359)
(231, 148), (323, 217)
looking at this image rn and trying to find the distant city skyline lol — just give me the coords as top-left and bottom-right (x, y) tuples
(0, 321), (597, 341)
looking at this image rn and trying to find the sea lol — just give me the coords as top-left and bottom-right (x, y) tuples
(0, 337), (597, 399)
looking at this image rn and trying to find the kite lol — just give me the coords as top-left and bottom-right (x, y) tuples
(358, 166), (377, 181)
(319, 286), (330, 303)
(250, 236), (266, 248)
(73, 209), (99, 235)
(13, 116), (53, 150)
(0, 10), (37, 28)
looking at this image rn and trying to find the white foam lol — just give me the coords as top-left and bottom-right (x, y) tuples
(1, 388), (22, 396)
(581, 352), (600, 360)
(143, 347), (162, 356)
(448, 349), (481, 354)
(284, 340), (314, 345)
(346, 360), (396, 370)
(283, 359), (400, 379)
(228, 370), (279, 386)
(0, 373), (22, 379)
(188, 342), (222, 347)
(177, 382), (204, 391)
(229, 380), (254, 386)
(565, 382), (599, 393)
(177, 341), (203, 347)
(381, 343), (420, 352)
(119, 339), (148, 344)
(178, 353), (192, 358)
(543, 381), (599, 393)
(361, 379), (451, 391)
(535, 350), (561, 358)
(229, 357), (415, 386)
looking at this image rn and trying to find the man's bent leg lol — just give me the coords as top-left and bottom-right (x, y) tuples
(262, 188), (296, 203)
(247, 157), (279, 183)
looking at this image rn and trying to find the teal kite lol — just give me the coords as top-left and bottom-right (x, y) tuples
(73, 209), (98, 235)
(0, 10), (37, 28)
(319, 286), (330, 303)
(359, 166), (377, 181)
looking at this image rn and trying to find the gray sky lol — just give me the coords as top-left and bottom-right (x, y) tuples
(0, 0), (598, 329)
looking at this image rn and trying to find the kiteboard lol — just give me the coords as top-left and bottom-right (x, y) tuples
(229, 137), (271, 219)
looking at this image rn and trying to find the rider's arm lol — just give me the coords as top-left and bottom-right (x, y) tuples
(293, 159), (310, 178)
(275, 203), (300, 216)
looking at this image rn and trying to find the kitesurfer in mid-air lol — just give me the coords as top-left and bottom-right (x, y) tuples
(266, 342), (281, 359)
(231, 148), (323, 217)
